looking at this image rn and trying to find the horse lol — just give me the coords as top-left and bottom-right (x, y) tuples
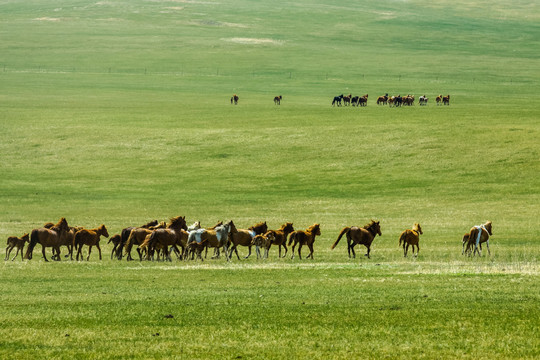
(419, 95), (428, 106)
(464, 221), (492, 256)
(398, 223), (423, 257)
(436, 95), (442, 105)
(265, 222), (294, 258)
(332, 94), (344, 106)
(5, 233), (29, 261)
(231, 94), (239, 105)
(443, 94), (450, 105)
(377, 94), (388, 105)
(139, 216), (188, 261)
(252, 232), (275, 259)
(185, 238), (208, 261)
(402, 95), (414, 106)
(274, 95), (282, 105)
(343, 94), (352, 106)
(358, 94), (368, 107)
(118, 220), (159, 260)
(394, 95), (403, 107)
(25, 218), (70, 261)
(108, 234), (122, 260)
(351, 96), (359, 106)
(388, 96), (395, 107)
(74, 224), (109, 261)
(331, 220), (381, 259)
(187, 221), (201, 232)
(229, 221), (268, 260)
(288, 223), (321, 259)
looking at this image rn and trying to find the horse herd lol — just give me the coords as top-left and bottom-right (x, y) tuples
(5, 217), (492, 262)
(230, 94), (451, 106)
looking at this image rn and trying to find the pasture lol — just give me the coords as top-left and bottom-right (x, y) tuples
(1, 0), (539, 358)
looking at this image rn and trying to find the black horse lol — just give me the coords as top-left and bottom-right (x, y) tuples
(332, 94), (344, 106)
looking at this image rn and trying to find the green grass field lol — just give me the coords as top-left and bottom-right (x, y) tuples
(1, 0), (539, 358)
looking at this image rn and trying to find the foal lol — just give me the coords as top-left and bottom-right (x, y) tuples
(398, 223), (423, 257)
(5, 233), (29, 261)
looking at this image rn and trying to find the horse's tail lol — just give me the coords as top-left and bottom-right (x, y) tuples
(24, 229), (39, 259)
(331, 227), (350, 249)
(332, 98), (336, 106)
(399, 231), (407, 247)
(287, 232), (296, 246)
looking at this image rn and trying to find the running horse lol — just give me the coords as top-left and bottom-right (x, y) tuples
(398, 223), (423, 257)
(331, 220), (381, 259)
(274, 95), (282, 105)
(464, 221), (492, 256)
(5, 233), (29, 261)
(332, 94), (344, 106)
(24, 217), (70, 261)
(264, 222), (294, 258)
(229, 221), (268, 260)
(288, 223), (321, 259)
(231, 94), (239, 105)
(74, 224), (110, 261)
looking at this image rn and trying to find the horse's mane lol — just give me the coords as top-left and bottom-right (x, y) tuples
(141, 220), (159, 229)
(168, 216), (186, 229)
(51, 217), (68, 232)
(307, 223), (320, 232)
(364, 220), (377, 230)
(249, 221), (267, 232)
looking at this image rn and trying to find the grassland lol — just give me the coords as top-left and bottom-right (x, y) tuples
(1, 0), (539, 359)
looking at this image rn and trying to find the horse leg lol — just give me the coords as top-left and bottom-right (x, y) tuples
(416, 244), (419, 257)
(307, 244), (314, 259)
(87, 246), (93, 261)
(5, 245), (13, 261)
(365, 245), (371, 259)
(486, 240), (491, 255)
(96, 243), (102, 260)
(42, 245), (49, 262)
(290, 243), (296, 259)
(244, 245), (252, 259)
(350, 244), (356, 259)
(298, 244), (303, 259)
(405, 244), (409, 257)
(282, 244), (288, 258)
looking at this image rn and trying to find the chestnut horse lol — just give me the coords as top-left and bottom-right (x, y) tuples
(252, 232), (275, 259)
(331, 220), (381, 259)
(118, 220), (159, 260)
(464, 221), (492, 256)
(274, 95), (282, 105)
(288, 223), (321, 259)
(265, 222), (294, 258)
(229, 221), (268, 260)
(25, 218), (70, 261)
(74, 224), (109, 261)
(436, 95), (442, 105)
(399, 223), (423, 257)
(377, 94), (388, 105)
(5, 233), (29, 261)
(139, 216), (188, 261)
(443, 94), (450, 105)
(343, 94), (352, 106)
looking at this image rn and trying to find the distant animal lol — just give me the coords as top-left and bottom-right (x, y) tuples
(118, 220), (159, 260)
(436, 95), (443, 105)
(108, 234), (122, 260)
(139, 216), (188, 261)
(74, 224), (109, 261)
(394, 95), (403, 107)
(25, 217), (70, 261)
(343, 94), (352, 106)
(288, 223), (321, 260)
(419, 95), (428, 106)
(377, 94), (388, 105)
(229, 221), (268, 260)
(186, 238), (208, 261)
(190, 220), (234, 261)
(398, 223), (423, 257)
(443, 94), (450, 105)
(331, 220), (381, 259)
(265, 222), (294, 258)
(5, 233), (29, 261)
(332, 94), (344, 106)
(402, 95), (414, 106)
(251, 232), (275, 259)
(464, 221), (492, 256)
(358, 94), (368, 107)
(274, 95), (282, 105)
(351, 96), (359, 106)
(231, 94), (239, 105)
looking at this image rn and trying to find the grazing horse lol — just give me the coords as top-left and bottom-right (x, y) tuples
(399, 223), (423, 257)
(343, 94), (352, 106)
(74, 224), (109, 261)
(265, 222), (294, 258)
(252, 232), (275, 259)
(332, 94), (344, 106)
(229, 221), (268, 260)
(274, 95), (282, 105)
(443, 94), (450, 105)
(231, 94), (239, 105)
(331, 220), (381, 259)
(5, 233), (29, 261)
(465, 221), (492, 256)
(288, 223), (321, 259)
(377, 94), (388, 105)
(25, 218), (70, 261)
(436, 95), (443, 105)
(139, 216), (188, 261)
(419, 95), (428, 106)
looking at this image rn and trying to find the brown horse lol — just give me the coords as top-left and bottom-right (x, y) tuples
(265, 222), (294, 258)
(288, 223), (321, 259)
(5, 233), (29, 261)
(331, 220), (381, 259)
(252, 232), (275, 259)
(108, 234), (122, 260)
(118, 220), (159, 260)
(274, 95), (282, 105)
(343, 94), (352, 106)
(231, 94), (239, 105)
(377, 94), (388, 105)
(436, 94), (442, 105)
(74, 224), (109, 261)
(139, 216), (188, 261)
(25, 218), (70, 261)
(399, 223), (423, 257)
(229, 221), (268, 260)
(464, 221), (492, 256)
(443, 94), (450, 105)
(358, 94), (368, 107)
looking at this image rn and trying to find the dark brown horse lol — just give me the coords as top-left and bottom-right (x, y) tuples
(377, 94), (388, 105)
(117, 220), (159, 260)
(358, 94), (368, 106)
(399, 223), (423, 257)
(436, 94), (442, 105)
(443, 94), (450, 105)
(288, 223), (321, 259)
(5, 233), (29, 261)
(25, 218), (70, 261)
(264, 222), (294, 258)
(231, 94), (239, 105)
(139, 216), (187, 261)
(74, 224), (109, 261)
(108, 234), (122, 260)
(229, 221), (268, 260)
(331, 220), (381, 259)
(274, 95), (282, 105)
(343, 94), (352, 106)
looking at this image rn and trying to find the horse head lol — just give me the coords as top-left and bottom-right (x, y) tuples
(282, 222), (294, 233)
(484, 221), (492, 235)
(169, 216), (187, 230)
(413, 223), (423, 235)
(309, 223), (321, 236)
(99, 224), (110, 238)
(369, 220), (382, 236)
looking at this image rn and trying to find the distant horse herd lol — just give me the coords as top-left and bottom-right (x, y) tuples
(5, 217), (492, 262)
(230, 94), (451, 106)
